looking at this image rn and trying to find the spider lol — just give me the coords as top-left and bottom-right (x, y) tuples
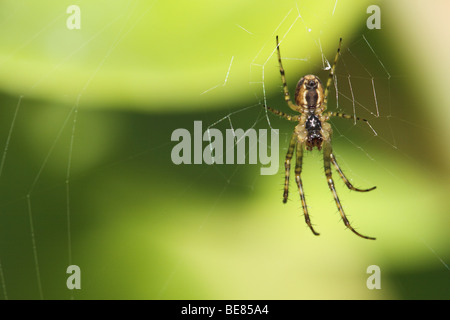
(265, 36), (376, 240)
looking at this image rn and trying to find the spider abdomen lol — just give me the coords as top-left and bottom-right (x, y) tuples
(305, 115), (323, 150)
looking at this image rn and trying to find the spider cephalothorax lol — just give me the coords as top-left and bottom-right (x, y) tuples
(295, 75), (324, 112)
(265, 36), (377, 240)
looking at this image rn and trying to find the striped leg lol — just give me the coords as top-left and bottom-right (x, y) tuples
(295, 143), (320, 236)
(326, 111), (369, 123)
(323, 141), (376, 240)
(330, 154), (376, 192)
(323, 38), (342, 111)
(264, 105), (299, 122)
(276, 36), (298, 111)
(283, 132), (297, 203)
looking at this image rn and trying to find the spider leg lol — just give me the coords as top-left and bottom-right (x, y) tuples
(295, 142), (320, 236)
(264, 105), (299, 122)
(323, 38), (342, 111)
(276, 36), (299, 112)
(330, 154), (376, 192)
(323, 141), (376, 240)
(283, 132), (297, 203)
(326, 111), (369, 124)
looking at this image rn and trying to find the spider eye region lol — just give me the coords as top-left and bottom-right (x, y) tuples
(306, 80), (317, 89)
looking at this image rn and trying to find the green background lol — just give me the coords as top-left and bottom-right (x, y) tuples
(0, 0), (449, 299)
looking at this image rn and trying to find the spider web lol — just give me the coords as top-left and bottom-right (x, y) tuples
(155, 3), (449, 298)
(155, 5), (448, 299)
(199, 6), (400, 189)
(0, 0), (159, 300)
(0, 0), (448, 300)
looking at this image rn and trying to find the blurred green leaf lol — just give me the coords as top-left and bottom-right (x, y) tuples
(0, 0), (371, 111)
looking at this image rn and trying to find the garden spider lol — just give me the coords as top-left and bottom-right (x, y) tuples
(265, 36), (376, 240)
